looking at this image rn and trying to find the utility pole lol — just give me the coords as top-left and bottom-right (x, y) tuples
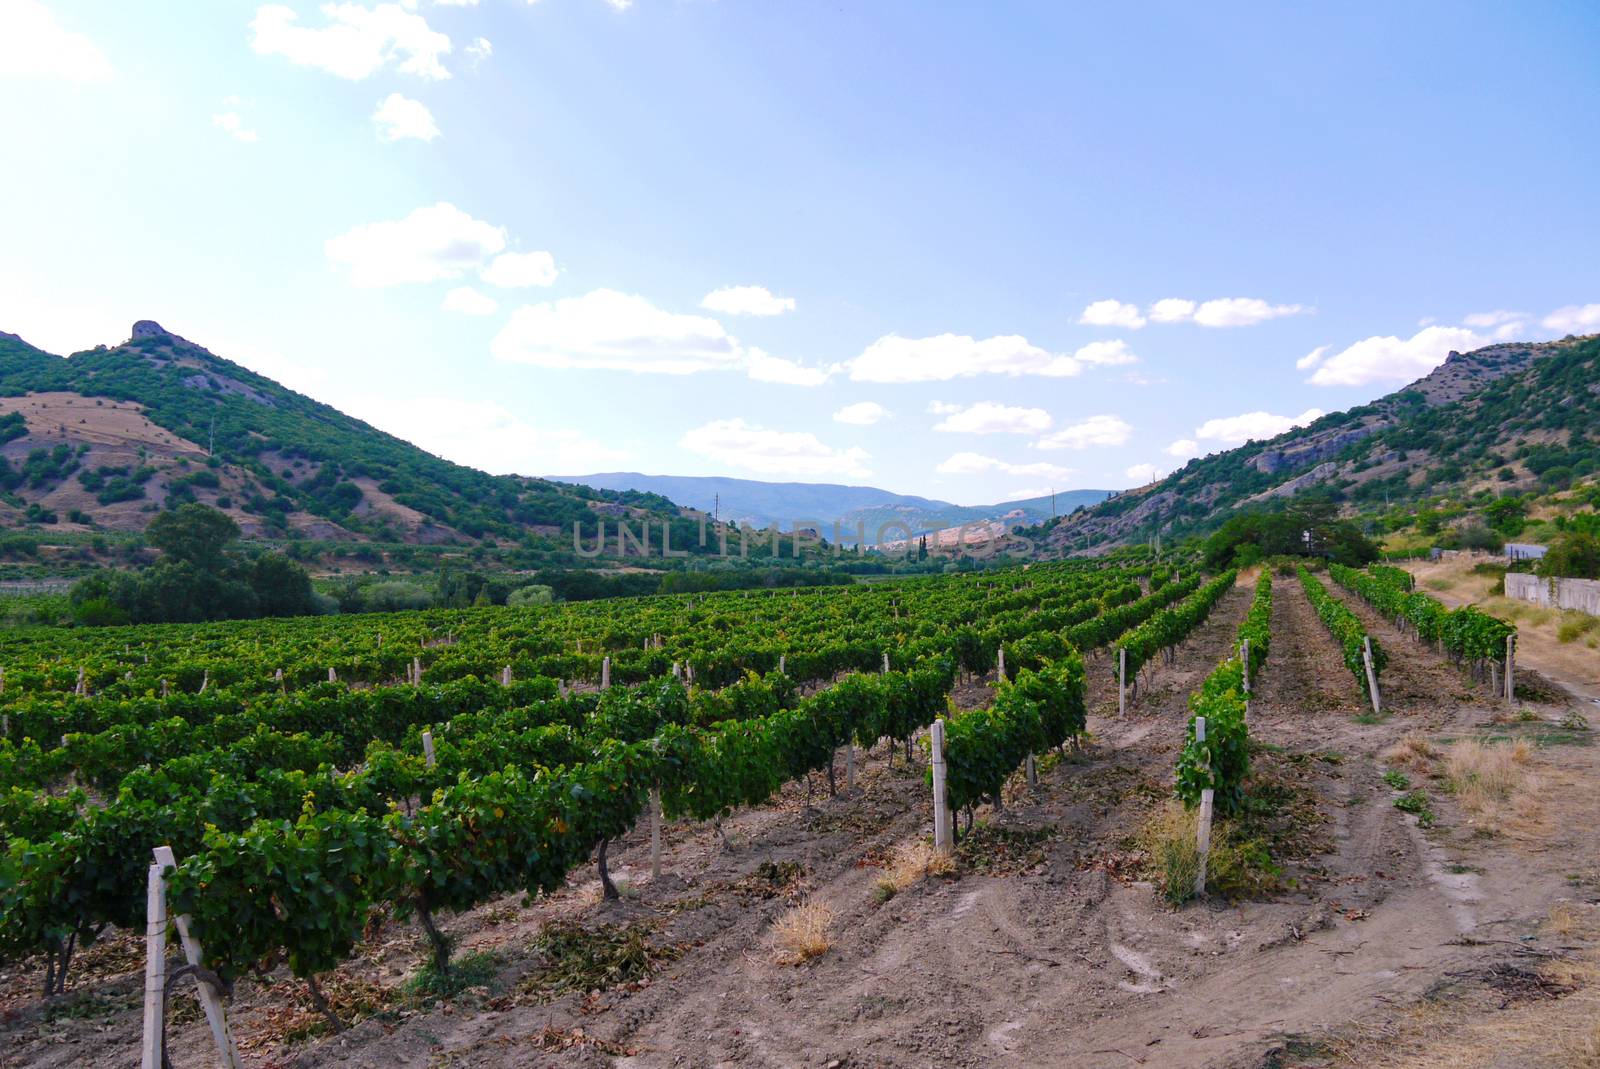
(1051, 488), (1056, 518)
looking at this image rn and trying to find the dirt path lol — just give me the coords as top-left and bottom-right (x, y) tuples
(8, 577), (1599, 1069)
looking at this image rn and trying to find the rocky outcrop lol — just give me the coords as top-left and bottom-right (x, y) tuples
(1244, 462), (1339, 504)
(1251, 425), (1377, 474)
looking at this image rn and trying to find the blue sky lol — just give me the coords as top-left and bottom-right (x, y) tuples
(1, 0), (1597, 505)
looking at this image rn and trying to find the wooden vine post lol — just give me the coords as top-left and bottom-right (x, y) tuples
(1241, 638), (1251, 720)
(1193, 717), (1214, 898)
(601, 656), (611, 690)
(1504, 633), (1515, 704)
(151, 846), (242, 1069)
(649, 788), (663, 879)
(140, 861), (168, 1069)
(1361, 637), (1382, 717)
(421, 729), (436, 769)
(930, 718), (953, 854)
(1118, 647), (1127, 717)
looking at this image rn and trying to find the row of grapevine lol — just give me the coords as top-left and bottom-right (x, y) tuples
(939, 570), (1237, 815)
(1328, 563), (1514, 668)
(1175, 570), (1271, 816)
(1297, 566), (1385, 702)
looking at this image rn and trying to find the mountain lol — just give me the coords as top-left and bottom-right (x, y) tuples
(1035, 333), (1600, 554)
(0, 322), (695, 550)
(550, 472), (1112, 545)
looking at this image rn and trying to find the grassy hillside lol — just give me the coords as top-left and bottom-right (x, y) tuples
(1031, 333), (1600, 553)
(0, 323), (706, 556)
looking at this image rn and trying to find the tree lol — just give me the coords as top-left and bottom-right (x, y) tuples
(147, 503), (240, 571)
(1539, 531), (1600, 579)
(249, 554), (318, 617)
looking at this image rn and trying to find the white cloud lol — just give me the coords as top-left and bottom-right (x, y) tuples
(480, 250), (559, 288)
(1308, 326), (1482, 387)
(212, 111), (259, 142)
(926, 400), (961, 415)
(601, 0), (634, 9)
(1543, 303), (1600, 334)
(1192, 297), (1307, 327)
(848, 333), (1083, 382)
(1073, 339), (1139, 366)
(325, 202), (505, 287)
(1125, 463), (1164, 485)
(251, 3), (451, 81)
(1122, 370), (1167, 386)
(1165, 438), (1199, 459)
(434, 0), (480, 6)
(1034, 414), (1133, 451)
(441, 286), (497, 316)
(833, 401), (888, 426)
(1463, 309), (1523, 328)
(1078, 299), (1145, 330)
(681, 419), (869, 479)
(1194, 407), (1324, 444)
(345, 396), (628, 476)
(373, 92), (440, 141)
(932, 401), (1051, 435)
(700, 285), (795, 317)
(935, 452), (1074, 480)
(1147, 298), (1196, 324)
(0, 0), (111, 81)
(492, 289), (741, 374)
(465, 36), (491, 62)
(745, 348), (833, 386)
(1295, 345), (1329, 371)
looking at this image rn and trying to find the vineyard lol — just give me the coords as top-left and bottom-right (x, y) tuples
(4, 557), (1586, 1069)
(0, 558), (1247, 1010)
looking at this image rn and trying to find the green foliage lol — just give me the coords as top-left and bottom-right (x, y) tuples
(1328, 563), (1514, 663)
(1539, 531), (1600, 579)
(506, 584), (555, 607)
(70, 505), (316, 624)
(1203, 500), (1378, 570)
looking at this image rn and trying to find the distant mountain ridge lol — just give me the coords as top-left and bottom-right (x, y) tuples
(551, 472), (1111, 544)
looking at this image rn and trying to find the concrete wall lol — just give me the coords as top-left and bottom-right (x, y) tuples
(1506, 572), (1600, 616)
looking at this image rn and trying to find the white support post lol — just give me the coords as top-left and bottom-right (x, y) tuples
(76, 665), (86, 696)
(274, 668), (283, 687)
(421, 729), (436, 769)
(882, 651), (890, 674)
(151, 847), (242, 1069)
(1118, 647), (1127, 718)
(1362, 637), (1382, 717)
(930, 719), (952, 854)
(199, 669), (209, 694)
(140, 861), (169, 1069)
(1194, 717), (1214, 899)
(601, 656), (611, 690)
(997, 646), (1006, 681)
(1504, 634), (1515, 703)
(649, 788), (663, 879)
(671, 662), (681, 680)
(161, 679), (169, 698)
(327, 667), (337, 683)
(778, 654), (786, 675)
(501, 665), (512, 687)
(1241, 639), (1250, 694)
(412, 656), (422, 686)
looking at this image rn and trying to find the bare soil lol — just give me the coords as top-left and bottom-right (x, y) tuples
(5, 574), (1598, 1069)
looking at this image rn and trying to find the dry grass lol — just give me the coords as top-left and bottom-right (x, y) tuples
(1444, 737), (1532, 813)
(874, 840), (954, 900)
(1319, 903), (1600, 1069)
(1383, 732), (1439, 774)
(770, 900), (834, 964)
